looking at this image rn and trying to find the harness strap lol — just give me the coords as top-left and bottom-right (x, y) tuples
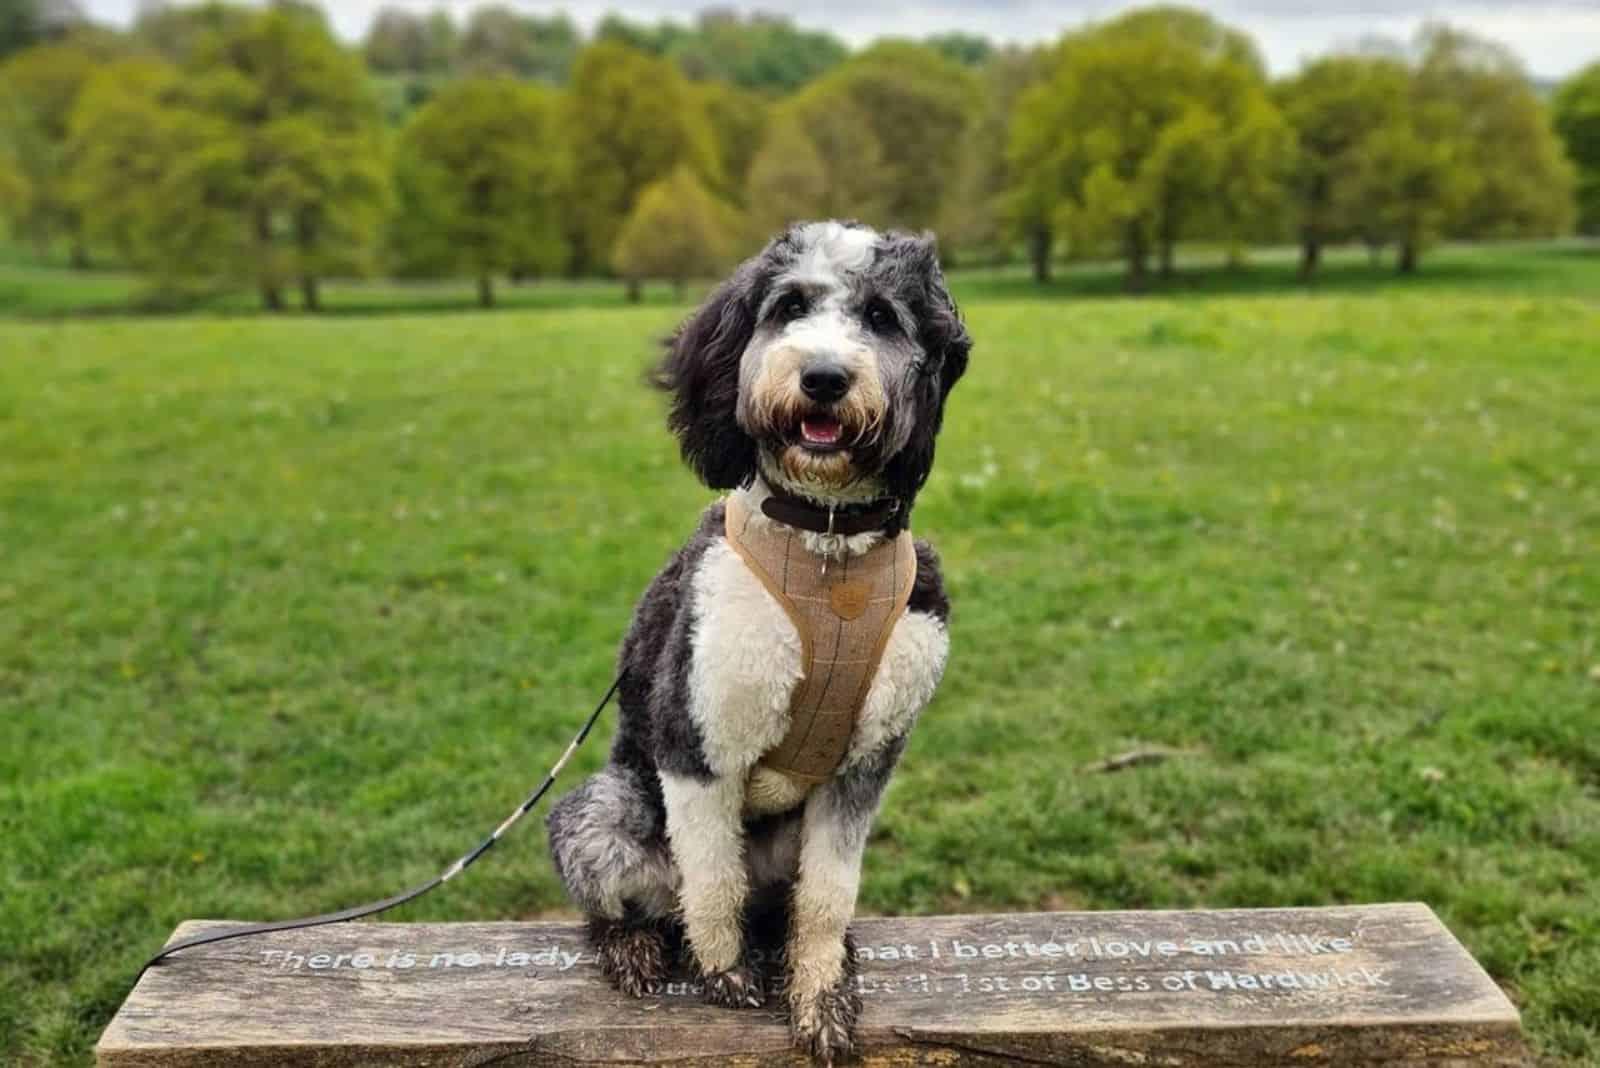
(724, 493), (917, 786)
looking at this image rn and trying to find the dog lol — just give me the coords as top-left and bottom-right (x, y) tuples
(546, 220), (970, 1063)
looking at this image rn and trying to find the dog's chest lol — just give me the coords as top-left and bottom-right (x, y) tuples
(685, 539), (948, 791)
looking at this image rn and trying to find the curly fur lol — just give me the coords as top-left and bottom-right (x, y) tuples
(547, 220), (969, 1063)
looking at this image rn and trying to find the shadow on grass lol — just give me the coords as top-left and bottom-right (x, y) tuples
(951, 241), (1600, 303)
(1, 240), (1596, 321)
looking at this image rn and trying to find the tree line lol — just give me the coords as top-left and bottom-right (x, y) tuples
(1, 0), (1595, 310)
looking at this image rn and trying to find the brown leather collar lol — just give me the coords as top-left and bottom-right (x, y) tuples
(759, 491), (901, 536)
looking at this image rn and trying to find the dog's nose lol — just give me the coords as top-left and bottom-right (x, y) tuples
(800, 363), (852, 403)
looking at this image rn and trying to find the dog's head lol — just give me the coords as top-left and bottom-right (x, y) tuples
(654, 221), (970, 524)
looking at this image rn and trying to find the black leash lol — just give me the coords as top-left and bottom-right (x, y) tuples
(135, 671), (624, 984)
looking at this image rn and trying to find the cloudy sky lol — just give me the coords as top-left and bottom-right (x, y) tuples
(85, 0), (1600, 78)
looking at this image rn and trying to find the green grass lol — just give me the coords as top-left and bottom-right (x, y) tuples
(1, 250), (1598, 1065)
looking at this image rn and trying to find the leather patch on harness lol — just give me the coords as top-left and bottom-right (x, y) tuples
(724, 493), (917, 786)
(830, 581), (871, 621)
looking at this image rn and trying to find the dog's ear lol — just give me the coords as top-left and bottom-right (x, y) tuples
(883, 233), (971, 513)
(908, 233), (970, 399)
(652, 261), (761, 489)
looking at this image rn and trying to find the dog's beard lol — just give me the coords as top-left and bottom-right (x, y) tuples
(743, 379), (887, 493)
(777, 443), (857, 486)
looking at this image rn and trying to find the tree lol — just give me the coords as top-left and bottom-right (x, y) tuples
(789, 42), (978, 231)
(132, 0), (250, 64)
(458, 6), (577, 83)
(389, 77), (568, 307)
(175, 6), (389, 309)
(0, 42), (97, 263)
(363, 7), (431, 74)
(1009, 8), (1281, 288)
(2, 0), (42, 60)
(564, 40), (720, 275)
(942, 46), (1047, 263)
(1552, 61), (1600, 234)
(745, 114), (828, 239)
(668, 11), (845, 93)
(694, 79), (768, 205)
(67, 58), (187, 269)
(1341, 107), (1472, 273)
(1413, 24), (1574, 242)
(612, 165), (734, 301)
(1211, 92), (1295, 265)
(1277, 54), (1412, 277)
(924, 32), (992, 68)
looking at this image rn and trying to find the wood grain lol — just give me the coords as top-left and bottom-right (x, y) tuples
(97, 903), (1527, 1066)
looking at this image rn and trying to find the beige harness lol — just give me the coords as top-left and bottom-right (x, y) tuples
(724, 493), (917, 786)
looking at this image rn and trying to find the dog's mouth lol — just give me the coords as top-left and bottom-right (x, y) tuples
(783, 408), (858, 456)
(797, 414), (846, 451)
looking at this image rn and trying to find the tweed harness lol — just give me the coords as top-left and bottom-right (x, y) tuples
(724, 492), (918, 786)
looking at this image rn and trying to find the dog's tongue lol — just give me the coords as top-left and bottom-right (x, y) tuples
(801, 416), (843, 446)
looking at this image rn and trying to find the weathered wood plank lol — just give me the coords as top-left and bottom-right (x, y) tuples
(98, 903), (1526, 1066)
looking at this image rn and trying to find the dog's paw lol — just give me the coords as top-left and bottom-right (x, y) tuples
(594, 926), (667, 999)
(701, 963), (767, 1009)
(790, 980), (862, 1065)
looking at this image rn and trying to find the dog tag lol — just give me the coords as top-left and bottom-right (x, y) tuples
(829, 580), (871, 620)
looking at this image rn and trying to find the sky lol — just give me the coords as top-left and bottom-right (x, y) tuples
(86, 0), (1600, 79)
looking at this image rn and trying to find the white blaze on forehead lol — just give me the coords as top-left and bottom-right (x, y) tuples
(787, 222), (879, 294)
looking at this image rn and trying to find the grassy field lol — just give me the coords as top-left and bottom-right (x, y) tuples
(2, 245), (1598, 1065)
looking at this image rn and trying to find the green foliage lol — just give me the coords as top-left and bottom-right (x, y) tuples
(457, 6), (578, 83)
(0, 42), (96, 260)
(1342, 105), (1474, 272)
(363, 6), (457, 75)
(1097, 4), (1267, 79)
(0, 0), (41, 60)
(64, 58), (219, 273)
(1552, 62), (1600, 234)
(1413, 25), (1575, 242)
(745, 114), (829, 240)
(564, 40), (720, 275)
(693, 80), (769, 205)
(166, 7), (389, 309)
(1009, 7), (1283, 286)
(667, 11), (847, 93)
(389, 77), (568, 306)
(131, 1), (250, 65)
(941, 46), (1048, 260)
(612, 165), (735, 297)
(1277, 54), (1414, 269)
(923, 32), (993, 68)
(789, 41), (978, 231)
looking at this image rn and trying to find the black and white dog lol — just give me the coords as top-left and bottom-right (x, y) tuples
(546, 220), (970, 1062)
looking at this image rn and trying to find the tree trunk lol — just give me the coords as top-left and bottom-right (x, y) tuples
(1367, 242), (1382, 268)
(1397, 242), (1418, 274)
(1298, 239), (1321, 280)
(300, 276), (320, 312)
(674, 278), (686, 302)
(1028, 226), (1052, 284)
(1124, 225), (1148, 293)
(260, 283), (283, 311)
(625, 278), (642, 304)
(70, 236), (90, 270)
(477, 274), (494, 308)
(1158, 226), (1176, 279)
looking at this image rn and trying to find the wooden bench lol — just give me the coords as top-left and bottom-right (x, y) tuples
(98, 903), (1525, 1066)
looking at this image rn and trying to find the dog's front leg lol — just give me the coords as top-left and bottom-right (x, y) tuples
(787, 741), (904, 1063)
(659, 771), (765, 1007)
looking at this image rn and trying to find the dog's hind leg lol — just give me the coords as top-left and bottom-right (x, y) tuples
(546, 767), (678, 997)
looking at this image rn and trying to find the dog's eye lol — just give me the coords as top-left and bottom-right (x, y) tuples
(864, 298), (899, 336)
(775, 292), (808, 323)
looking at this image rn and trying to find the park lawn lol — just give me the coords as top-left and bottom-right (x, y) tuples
(1, 268), (1598, 1064)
